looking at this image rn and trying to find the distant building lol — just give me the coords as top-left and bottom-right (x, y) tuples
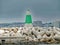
(43, 22), (53, 27)
(43, 21), (60, 28)
(53, 21), (60, 28)
(33, 21), (43, 27)
(8, 22), (24, 27)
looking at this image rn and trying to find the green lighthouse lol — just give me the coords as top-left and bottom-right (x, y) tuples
(25, 9), (33, 27)
(25, 9), (32, 24)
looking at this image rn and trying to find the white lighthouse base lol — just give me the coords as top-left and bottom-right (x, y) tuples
(24, 24), (33, 28)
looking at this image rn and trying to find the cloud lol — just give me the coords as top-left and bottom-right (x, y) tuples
(0, 0), (60, 23)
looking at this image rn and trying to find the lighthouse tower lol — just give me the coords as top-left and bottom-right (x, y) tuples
(24, 9), (33, 27)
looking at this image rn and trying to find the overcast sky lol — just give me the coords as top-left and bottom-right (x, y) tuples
(0, 0), (60, 23)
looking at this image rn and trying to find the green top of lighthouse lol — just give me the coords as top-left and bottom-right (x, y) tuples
(25, 9), (32, 24)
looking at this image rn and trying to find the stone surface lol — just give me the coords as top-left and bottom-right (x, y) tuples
(0, 41), (60, 45)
